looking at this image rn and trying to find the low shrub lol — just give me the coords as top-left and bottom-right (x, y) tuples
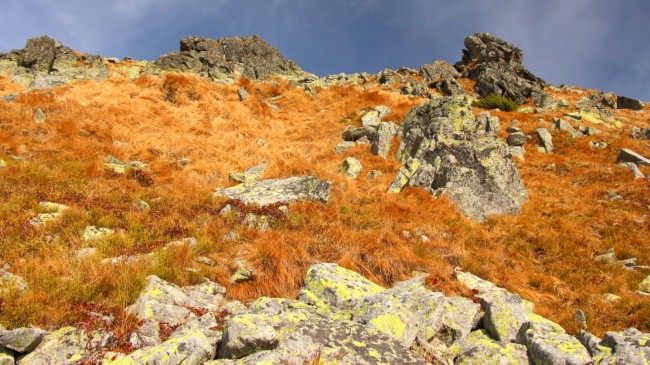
(473, 94), (518, 111)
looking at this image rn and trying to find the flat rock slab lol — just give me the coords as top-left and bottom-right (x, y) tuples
(214, 177), (331, 206)
(0, 327), (46, 353)
(617, 149), (650, 166)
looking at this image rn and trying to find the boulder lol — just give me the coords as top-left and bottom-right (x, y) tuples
(214, 176), (331, 206)
(0, 327), (46, 353)
(617, 95), (644, 111)
(536, 128), (554, 153)
(517, 319), (591, 365)
(334, 141), (356, 154)
(481, 294), (530, 343)
(393, 96), (528, 222)
(82, 226), (115, 241)
(342, 126), (377, 142)
(16, 36), (57, 73)
(0, 271), (27, 295)
(17, 327), (112, 364)
(507, 132), (526, 146)
(631, 127), (650, 140)
(111, 313), (220, 365)
(237, 87), (249, 101)
(387, 158), (421, 194)
(299, 263), (385, 309)
(419, 60), (460, 83)
(219, 306), (427, 364)
(360, 110), (381, 128)
(553, 117), (583, 138)
(639, 275), (650, 294)
(616, 149), (650, 165)
(370, 121), (398, 158)
(126, 275), (225, 326)
(456, 330), (529, 365)
(580, 328), (650, 364)
(153, 35), (302, 80)
(456, 33), (545, 104)
(340, 157), (362, 179)
(0, 347), (12, 365)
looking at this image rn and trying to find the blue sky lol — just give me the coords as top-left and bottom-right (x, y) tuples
(1, 0), (649, 101)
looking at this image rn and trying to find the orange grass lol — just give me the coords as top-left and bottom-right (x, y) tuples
(0, 74), (648, 337)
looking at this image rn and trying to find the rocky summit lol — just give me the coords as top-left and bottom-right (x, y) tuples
(0, 31), (648, 365)
(153, 35), (303, 81)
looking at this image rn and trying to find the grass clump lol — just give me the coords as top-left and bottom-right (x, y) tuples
(473, 94), (518, 111)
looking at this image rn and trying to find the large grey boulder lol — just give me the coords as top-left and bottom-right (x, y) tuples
(298, 263), (385, 309)
(579, 328), (650, 364)
(152, 35), (302, 80)
(456, 330), (529, 365)
(517, 319), (591, 365)
(371, 121), (398, 158)
(214, 176), (331, 206)
(126, 275), (225, 326)
(392, 95), (528, 222)
(17, 327), (112, 364)
(456, 33), (545, 104)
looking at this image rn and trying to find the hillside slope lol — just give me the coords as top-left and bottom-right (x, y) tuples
(0, 33), (649, 363)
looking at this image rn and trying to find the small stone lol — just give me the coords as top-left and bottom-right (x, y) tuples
(137, 199), (150, 210)
(229, 163), (267, 183)
(177, 158), (191, 166)
(224, 231), (238, 241)
(595, 248), (616, 264)
(82, 226), (115, 241)
(340, 157), (362, 179)
(257, 138), (266, 146)
(237, 88), (249, 101)
(603, 294), (621, 303)
(164, 237), (198, 250)
(34, 109), (46, 124)
(507, 132), (526, 146)
(0, 159), (6, 168)
(334, 141), (356, 154)
(74, 247), (98, 259)
(0, 271), (28, 295)
(638, 275), (650, 294)
(507, 126), (522, 133)
(585, 126), (600, 136)
(278, 206), (289, 216)
(219, 204), (233, 215)
(374, 105), (392, 118)
(367, 170), (382, 179)
(196, 256), (217, 267)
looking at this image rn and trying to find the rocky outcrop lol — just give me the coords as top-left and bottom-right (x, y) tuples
(214, 176), (331, 206)
(0, 35), (109, 89)
(6, 263), (648, 364)
(419, 60), (465, 96)
(391, 95), (528, 222)
(150, 35), (302, 80)
(456, 33), (545, 104)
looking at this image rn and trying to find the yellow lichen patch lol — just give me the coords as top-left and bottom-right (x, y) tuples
(368, 314), (407, 341)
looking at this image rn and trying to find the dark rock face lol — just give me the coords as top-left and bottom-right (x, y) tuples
(16, 36), (57, 73)
(419, 60), (465, 96)
(393, 96), (528, 222)
(0, 35), (109, 88)
(617, 95), (644, 110)
(154, 35), (302, 80)
(456, 33), (545, 104)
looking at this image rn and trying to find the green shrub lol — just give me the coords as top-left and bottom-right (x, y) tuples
(473, 94), (518, 111)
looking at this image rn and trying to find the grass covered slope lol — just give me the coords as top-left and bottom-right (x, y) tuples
(0, 71), (649, 340)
